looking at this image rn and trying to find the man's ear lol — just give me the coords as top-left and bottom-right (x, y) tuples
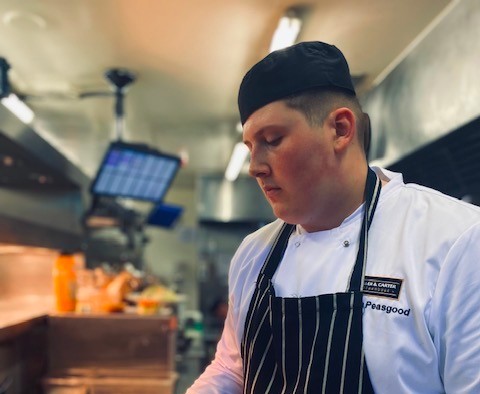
(363, 112), (371, 158)
(331, 107), (356, 152)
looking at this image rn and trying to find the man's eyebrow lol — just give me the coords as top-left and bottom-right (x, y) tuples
(247, 123), (285, 137)
(243, 125), (270, 144)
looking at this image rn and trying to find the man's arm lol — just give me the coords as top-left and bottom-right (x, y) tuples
(429, 223), (480, 393)
(186, 222), (278, 393)
(185, 297), (244, 394)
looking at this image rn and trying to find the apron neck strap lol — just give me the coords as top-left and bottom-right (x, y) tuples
(261, 222), (295, 279)
(261, 167), (382, 289)
(348, 167), (382, 292)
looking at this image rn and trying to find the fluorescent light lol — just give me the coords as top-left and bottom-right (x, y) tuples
(1, 93), (34, 124)
(269, 15), (302, 53)
(236, 121), (243, 133)
(225, 12), (301, 181)
(225, 142), (249, 182)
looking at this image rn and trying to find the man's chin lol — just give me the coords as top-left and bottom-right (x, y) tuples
(272, 207), (297, 224)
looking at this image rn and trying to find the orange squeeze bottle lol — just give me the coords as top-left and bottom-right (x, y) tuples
(53, 252), (77, 312)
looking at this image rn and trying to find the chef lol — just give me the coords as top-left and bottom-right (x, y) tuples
(186, 41), (480, 393)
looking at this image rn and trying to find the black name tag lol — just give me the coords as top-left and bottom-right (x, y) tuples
(363, 276), (403, 299)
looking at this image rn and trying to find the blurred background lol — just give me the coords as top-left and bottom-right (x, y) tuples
(0, 0), (479, 392)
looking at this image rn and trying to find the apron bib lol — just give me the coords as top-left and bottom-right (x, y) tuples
(241, 168), (381, 394)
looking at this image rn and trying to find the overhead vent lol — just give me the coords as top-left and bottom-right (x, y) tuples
(197, 174), (275, 225)
(0, 130), (78, 189)
(387, 116), (480, 204)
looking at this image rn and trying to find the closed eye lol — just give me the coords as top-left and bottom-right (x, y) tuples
(266, 137), (282, 146)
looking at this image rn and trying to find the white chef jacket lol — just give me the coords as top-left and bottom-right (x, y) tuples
(187, 168), (480, 394)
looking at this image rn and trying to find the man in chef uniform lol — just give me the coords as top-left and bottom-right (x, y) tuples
(186, 41), (480, 393)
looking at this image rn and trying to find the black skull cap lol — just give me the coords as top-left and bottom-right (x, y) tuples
(238, 41), (356, 125)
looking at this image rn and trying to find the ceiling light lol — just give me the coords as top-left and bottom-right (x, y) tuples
(269, 14), (302, 53)
(225, 11), (303, 181)
(225, 142), (249, 182)
(1, 93), (34, 124)
(236, 121), (243, 133)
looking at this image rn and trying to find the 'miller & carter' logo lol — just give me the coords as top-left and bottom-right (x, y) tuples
(363, 276), (403, 299)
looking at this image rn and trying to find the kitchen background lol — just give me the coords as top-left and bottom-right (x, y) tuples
(0, 0), (479, 392)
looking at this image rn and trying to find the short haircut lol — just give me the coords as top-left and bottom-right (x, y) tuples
(283, 87), (368, 152)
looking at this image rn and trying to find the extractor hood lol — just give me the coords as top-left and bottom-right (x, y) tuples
(0, 104), (90, 251)
(197, 174), (275, 224)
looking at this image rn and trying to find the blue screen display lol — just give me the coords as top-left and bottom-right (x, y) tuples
(90, 142), (181, 202)
(147, 202), (184, 228)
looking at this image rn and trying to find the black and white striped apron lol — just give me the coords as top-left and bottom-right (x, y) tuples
(241, 168), (381, 394)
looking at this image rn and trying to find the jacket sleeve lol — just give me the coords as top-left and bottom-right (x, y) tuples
(429, 222), (480, 393)
(186, 221), (277, 393)
(185, 296), (244, 394)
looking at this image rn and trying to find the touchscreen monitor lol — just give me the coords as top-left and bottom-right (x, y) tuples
(90, 141), (181, 202)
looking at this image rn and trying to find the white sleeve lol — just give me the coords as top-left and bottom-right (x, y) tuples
(186, 223), (276, 393)
(429, 222), (480, 393)
(185, 296), (244, 394)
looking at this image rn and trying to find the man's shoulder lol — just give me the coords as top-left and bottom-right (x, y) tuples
(380, 180), (480, 241)
(229, 219), (284, 277)
(376, 167), (480, 220)
(401, 181), (480, 218)
(243, 218), (284, 243)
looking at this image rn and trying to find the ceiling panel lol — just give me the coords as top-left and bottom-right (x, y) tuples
(0, 0), (454, 183)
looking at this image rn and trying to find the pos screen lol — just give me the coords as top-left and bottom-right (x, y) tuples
(90, 141), (181, 202)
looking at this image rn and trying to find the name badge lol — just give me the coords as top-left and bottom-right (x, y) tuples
(363, 276), (403, 299)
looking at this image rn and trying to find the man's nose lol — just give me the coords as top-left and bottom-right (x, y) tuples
(248, 149), (270, 178)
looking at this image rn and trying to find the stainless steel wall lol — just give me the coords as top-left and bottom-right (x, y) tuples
(364, 0), (480, 165)
(197, 174), (275, 224)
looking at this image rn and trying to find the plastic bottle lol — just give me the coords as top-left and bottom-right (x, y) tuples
(52, 251), (77, 312)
